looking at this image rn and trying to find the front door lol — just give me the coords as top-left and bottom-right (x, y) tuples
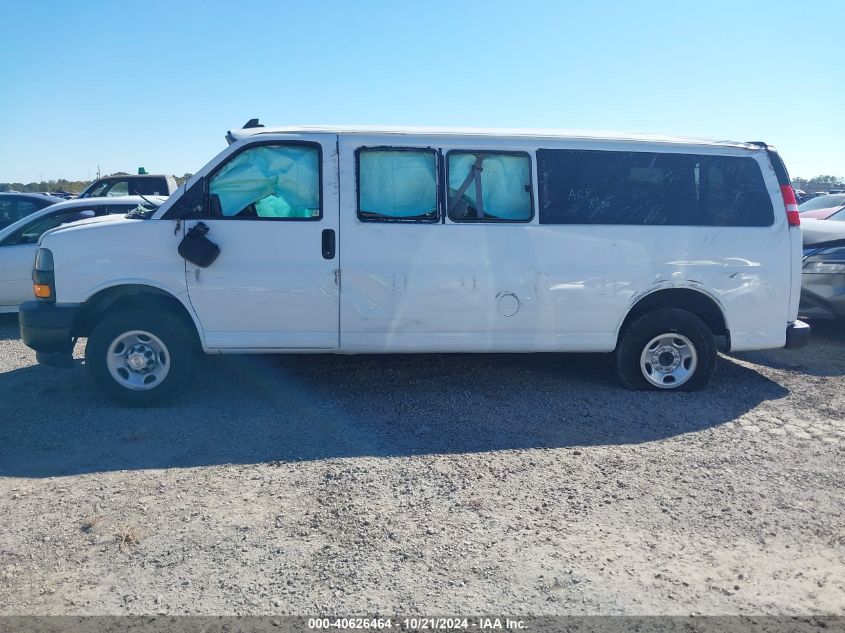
(185, 135), (339, 349)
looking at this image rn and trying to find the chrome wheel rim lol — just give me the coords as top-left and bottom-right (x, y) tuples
(639, 333), (697, 389)
(106, 330), (170, 391)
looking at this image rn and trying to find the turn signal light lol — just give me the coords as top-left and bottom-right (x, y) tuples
(33, 284), (52, 298)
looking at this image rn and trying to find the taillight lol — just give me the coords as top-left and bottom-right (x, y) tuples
(781, 185), (800, 227)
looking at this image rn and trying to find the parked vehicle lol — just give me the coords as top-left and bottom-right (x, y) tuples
(0, 193), (64, 230)
(798, 193), (845, 219)
(800, 211), (845, 322)
(19, 125), (809, 404)
(79, 174), (177, 198)
(798, 192), (828, 204)
(0, 196), (164, 312)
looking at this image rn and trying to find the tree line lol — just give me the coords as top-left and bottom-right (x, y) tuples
(0, 173), (194, 194)
(792, 175), (844, 188)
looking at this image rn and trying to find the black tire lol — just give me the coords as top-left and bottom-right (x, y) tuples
(85, 307), (197, 406)
(614, 308), (717, 391)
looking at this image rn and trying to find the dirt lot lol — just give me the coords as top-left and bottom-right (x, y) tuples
(0, 313), (842, 616)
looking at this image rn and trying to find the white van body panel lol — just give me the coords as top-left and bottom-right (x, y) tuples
(44, 216), (200, 332)
(38, 127), (795, 356)
(336, 133), (790, 353)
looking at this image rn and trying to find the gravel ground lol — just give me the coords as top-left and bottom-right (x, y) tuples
(0, 313), (842, 616)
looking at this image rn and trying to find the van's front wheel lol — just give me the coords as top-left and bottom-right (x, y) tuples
(86, 308), (196, 406)
(615, 308), (717, 391)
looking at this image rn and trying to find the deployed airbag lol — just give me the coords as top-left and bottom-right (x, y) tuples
(359, 150), (437, 218)
(209, 145), (320, 218)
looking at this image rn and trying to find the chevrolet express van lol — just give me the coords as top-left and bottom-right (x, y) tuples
(19, 124), (810, 404)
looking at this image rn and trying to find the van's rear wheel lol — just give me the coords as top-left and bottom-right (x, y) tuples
(615, 308), (717, 391)
(86, 308), (196, 406)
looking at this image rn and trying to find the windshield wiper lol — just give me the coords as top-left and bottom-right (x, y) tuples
(125, 204), (158, 220)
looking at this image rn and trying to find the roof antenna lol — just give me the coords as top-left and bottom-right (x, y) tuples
(243, 118), (264, 129)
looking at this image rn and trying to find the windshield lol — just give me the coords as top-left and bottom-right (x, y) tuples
(799, 194), (845, 212)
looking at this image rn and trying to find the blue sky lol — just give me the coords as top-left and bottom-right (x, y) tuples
(1, 0), (843, 183)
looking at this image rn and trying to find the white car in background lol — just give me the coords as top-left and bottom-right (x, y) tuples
(0, 196), (165, 312)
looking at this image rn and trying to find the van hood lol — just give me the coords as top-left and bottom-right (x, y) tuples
(801, 217), (845, 247)
(39, 214), (141, 242)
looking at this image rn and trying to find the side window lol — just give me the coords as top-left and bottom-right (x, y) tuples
(357, 148), (438, 222)
(537, 149), (774, 227)
(208, 143), (321, 220)
(0, 198), (15, 228)
(2, 210), (96, 246)
(105, 181), (129, 197)
(448, 152), (532, 222)
(13, 200), (43, 222)
(131, 178), (166, 196)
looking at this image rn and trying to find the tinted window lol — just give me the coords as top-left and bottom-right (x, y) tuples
(131, 178), (167, 196)
(209, 144), (321, 219)
(0, 198), (14, 228)
(2, 210), (96, 245)
(537, 150), (774, 227)
(0, 197), (52, 229)
(448, 151), (532, 222)
(357, 148), (437, 221)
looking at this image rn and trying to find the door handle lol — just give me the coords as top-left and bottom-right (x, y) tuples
(322, 229), (336, 260)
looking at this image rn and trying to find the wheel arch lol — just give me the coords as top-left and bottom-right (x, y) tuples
(72, 284), (203, 346)
(615, 287), (730, 349)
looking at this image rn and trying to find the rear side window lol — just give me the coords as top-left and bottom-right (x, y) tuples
(209, 143), (321, 219)
(131, 178), (167, 196)
(448, 151), (532, 222)
(537, 149), (774, 226)
(357, 148), (438, 221)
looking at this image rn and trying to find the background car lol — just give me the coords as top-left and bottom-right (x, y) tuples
(797, 191), (828, 204)
(800, 211), (845, 322)
(798, 193), (845, 219)
(0, 193), (64, 230)
(78, 174), (177, 198)
(0, 195), (164, 312)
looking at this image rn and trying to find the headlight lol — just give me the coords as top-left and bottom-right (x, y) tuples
(803, 244), (845, 274)
(803, 261), (845, 274)
(32, 248), (55, 302)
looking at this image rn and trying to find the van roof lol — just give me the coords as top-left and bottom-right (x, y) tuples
(226, 124), (762, 150)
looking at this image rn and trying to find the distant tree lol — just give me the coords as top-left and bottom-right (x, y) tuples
(792, 175), (844, 189)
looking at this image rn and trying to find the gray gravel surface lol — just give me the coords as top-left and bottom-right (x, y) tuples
(0, 313), (842, 615)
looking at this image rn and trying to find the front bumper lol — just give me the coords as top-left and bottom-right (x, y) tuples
(799, 272), (845, 320)
(18, 301), (80, 367)
(784, 320), (811, 349)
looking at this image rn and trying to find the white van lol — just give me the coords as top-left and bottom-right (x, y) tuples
(19, 124), (810, 404)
